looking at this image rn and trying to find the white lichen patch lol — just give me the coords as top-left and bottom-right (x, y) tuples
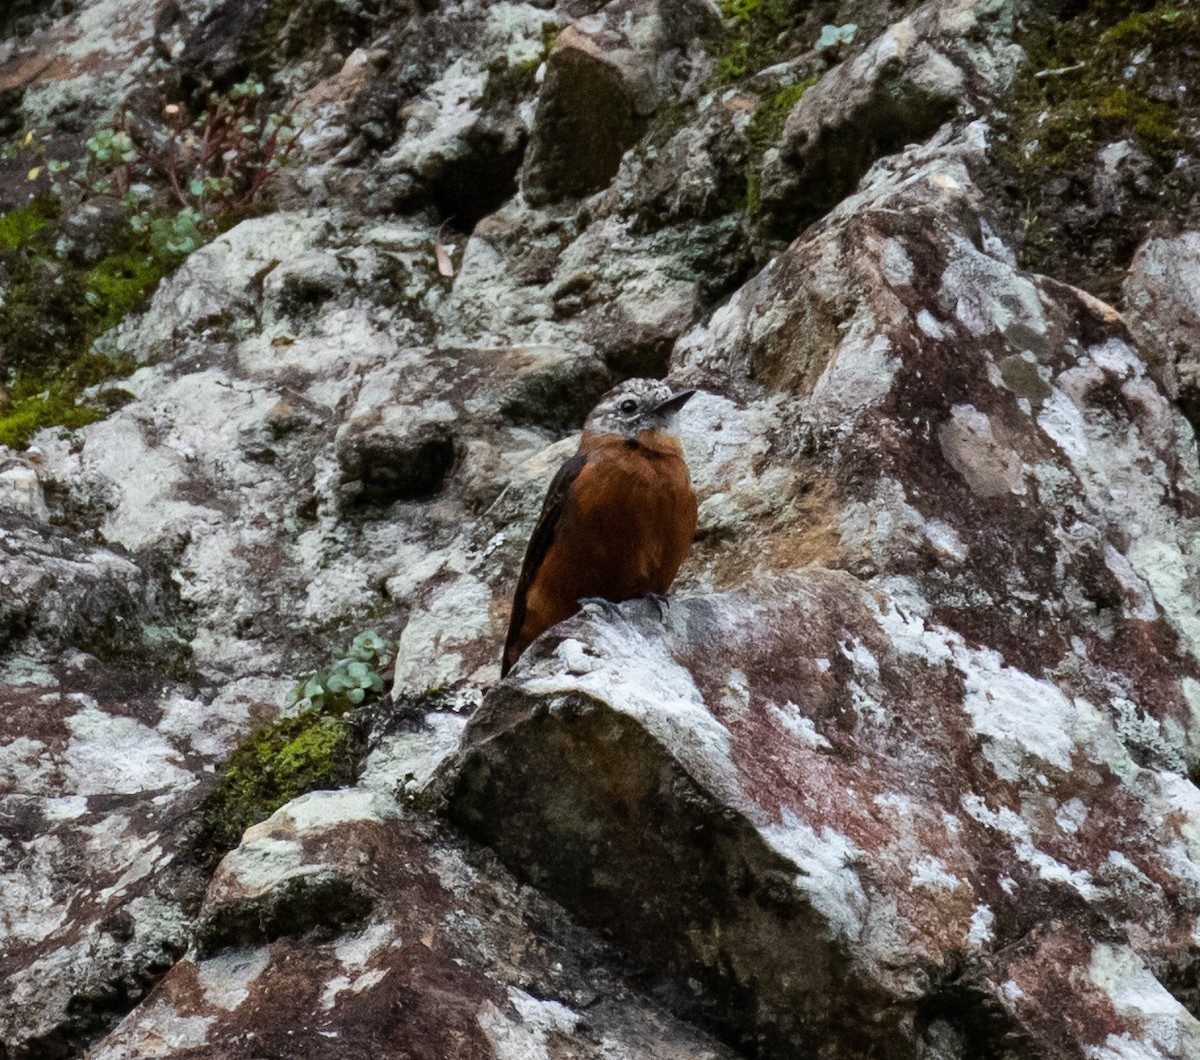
(197, 947), (271, 1011)
(63, 706), (194, 796)
(336, 922), (399, 968)
(1145, 772), (1200, 895)
(954, 645), (1078, 779)
(770, 703), (832, 749)
(95, 834), (164, 903)
(0, 736), (57, 796)
(1087, 944), (1200, 1055)
(967, 904), (994, 947)
(383, 58), (489, 175)
(1084, 1032), (1175, 1060)
(261, 788), (403, 835)
(909, 856), (962, 892)
(320, 968), (389, 1009)
(679, 392), (780, 503)
(941, 234), (1046, 339)
(962, 795), (1097, 900)
(0, 834), (72, 943)
(157, 677), (288, 760)
(1126, 539), (1200, 661)
(523, 614), (741, 805)
(393, 574), (495, 694)
(86, 998), (213, 1059)
(808, 332), (900, 429)
(359, 712), (467, 796)
(762, 809), (869, 943)
(320, 924), (399, 1009)
(478, 986), (580, 1060)
(208, 837), (305, 902)
(838, 477), (927, 571)
(924, 518), (967, 561)
(879, 238), (915, 286)
(1055, 798), (1089, 835)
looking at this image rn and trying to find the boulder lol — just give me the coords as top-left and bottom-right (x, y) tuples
(1123, 230), (1200, 432)
(759, 0), (1022, 238)
(522, 0), (720, 205)
(94, 792), (740, 1060)
(442, 571), (1200, 1056)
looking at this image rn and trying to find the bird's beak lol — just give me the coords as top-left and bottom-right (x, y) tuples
(651, 389), (696, 416)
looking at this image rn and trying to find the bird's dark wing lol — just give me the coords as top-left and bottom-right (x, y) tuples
(502, 452), (588, 676)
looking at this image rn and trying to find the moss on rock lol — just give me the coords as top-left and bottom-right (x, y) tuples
(192, 707), (368, 863)
(192, 632), (397, 863)
(995, 0), (1200, 299)
(744, 76), (818, 215)
(0, 198), (170, 448)
(714, 0), (805, 84)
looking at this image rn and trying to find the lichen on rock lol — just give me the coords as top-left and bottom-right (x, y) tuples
(5, 0), (1200, 1056)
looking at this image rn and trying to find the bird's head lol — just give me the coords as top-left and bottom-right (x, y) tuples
(583, 378), (696, 441)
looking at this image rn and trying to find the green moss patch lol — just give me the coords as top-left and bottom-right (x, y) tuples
(0, 354), (136, 450)
(193, 708), (367, 863)
(0, 197), (55, 250)
(0, 199), (170, 449)
(744, 76), (818, 214)
(714, 0), (805, 84)
(192, 632), (397, 863)
(996, 0), (1200, 297)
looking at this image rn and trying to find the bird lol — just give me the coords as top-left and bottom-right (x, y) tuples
(501, 378), (698, 677)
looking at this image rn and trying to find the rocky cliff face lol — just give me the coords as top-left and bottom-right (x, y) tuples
(3, 0), (1200, 1057)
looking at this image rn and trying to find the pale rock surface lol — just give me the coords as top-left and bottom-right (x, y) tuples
(3, 0), (1200, 1056)
(1123, 230), (1200, 430)
(442, 573), (1200, 1054)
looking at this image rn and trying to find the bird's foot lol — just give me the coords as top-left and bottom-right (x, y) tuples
(579, 596), (622, 620)
(646, 592), (670, 621)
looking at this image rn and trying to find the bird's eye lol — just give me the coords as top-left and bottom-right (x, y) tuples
(619, 399), (637, 415)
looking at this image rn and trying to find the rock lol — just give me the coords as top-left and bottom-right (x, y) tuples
(442, 568), (1200, 1056)
(0, 451), (47, 522)
(336, 417), (458, 507)
(522, 0), (720, 205)
(0, 518), (191, 667)
(494, 344), (615, 432)
(94, 809), (741, 1060)
(160, 0), (272, 97)
(0, 673), (217, 1057)
(6, 0), (1200, 1054)
(0, 0), (164, 131)
(610, 92), (754, 231)
(760, 0), (1022, 238)
(984, 3), (1200, 302)
(1123, 230), (1200, 431)
(108, 211), (332, 365)
(378, 3), (554, 230)
(196, 789), (400, 954)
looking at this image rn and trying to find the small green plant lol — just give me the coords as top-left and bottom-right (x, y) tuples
(0, 78), (303, 450)
(44, 78), (301, 244)
(193, 630), (398, 862)
(286, 630), (398, 711)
